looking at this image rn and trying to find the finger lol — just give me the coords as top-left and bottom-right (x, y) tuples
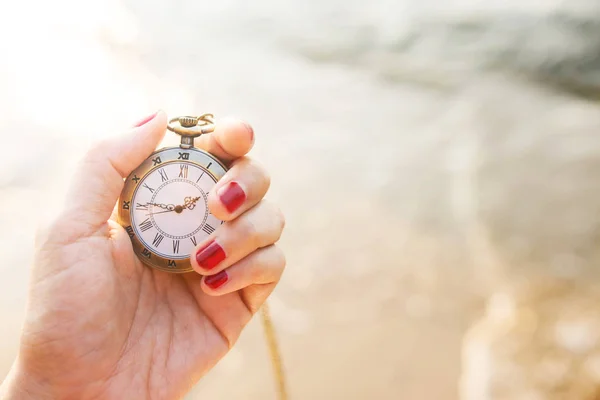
(195, 116), (254, 164)
(190, 200), (285, 274)
(59, 110), (168, 240)
(207, 157), (271, 221)
(200, 245), (286, 296)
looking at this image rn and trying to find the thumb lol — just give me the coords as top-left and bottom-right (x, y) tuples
(59, 110), (168, 240)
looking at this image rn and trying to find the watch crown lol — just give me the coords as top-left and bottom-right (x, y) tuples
(179, 116), (197, 128)
(167, 114), (216, 149)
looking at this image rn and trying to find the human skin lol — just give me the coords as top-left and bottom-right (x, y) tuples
(0, 111), (286, 400)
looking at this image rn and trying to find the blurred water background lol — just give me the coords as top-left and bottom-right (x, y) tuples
(2, 0), (600, 399)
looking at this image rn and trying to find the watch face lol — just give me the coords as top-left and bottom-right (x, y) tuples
(118, 147), (227, 273)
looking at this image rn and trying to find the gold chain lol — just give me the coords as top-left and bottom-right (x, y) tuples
(260, 302), (288, 400)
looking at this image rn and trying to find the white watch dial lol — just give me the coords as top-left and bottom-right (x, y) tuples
(130, 161), (222, 260)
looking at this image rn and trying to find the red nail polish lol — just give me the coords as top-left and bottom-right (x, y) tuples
(205, 270), (228, 289)
(195, 240), (226, 270)
(218, 182), (246, 213)
(133, 112), (157, 127)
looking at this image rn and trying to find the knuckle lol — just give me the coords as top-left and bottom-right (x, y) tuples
(250, 257), (266, 282)
(246, 158), (271, 188)
(268, 246), (286, 282)
(268, 202), (286, 238)
(259, 166), (272, 189)
(273, 210), (285, 242)
(240, 215), (261, 245)
(251, 246), (286, 283)
(272, 246), (287, 270)
(254, 200), (285, 242)
(276, 206), (286, 232)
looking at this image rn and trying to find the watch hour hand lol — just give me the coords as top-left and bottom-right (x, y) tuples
(147, 203), (185, 216)
(150, 202), (176, 210)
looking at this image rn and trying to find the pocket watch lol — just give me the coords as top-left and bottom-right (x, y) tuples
(117, 114), (227, 273)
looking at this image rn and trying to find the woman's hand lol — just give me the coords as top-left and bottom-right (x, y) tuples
(0, 111), (286, 400)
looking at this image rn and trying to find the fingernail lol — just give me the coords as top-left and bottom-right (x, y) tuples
(217, 182), (246, 213)
(205, 270), (228, 289)
(133, 111), (157, 127)
(195, 240), (226, 270)
(243, 122), (254, 142)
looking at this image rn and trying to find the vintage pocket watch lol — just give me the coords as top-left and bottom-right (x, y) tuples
(117, 114), (227, 273)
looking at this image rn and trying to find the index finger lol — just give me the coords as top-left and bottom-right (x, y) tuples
(195, 117), (255, 164)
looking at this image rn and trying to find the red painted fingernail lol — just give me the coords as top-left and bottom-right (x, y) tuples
(218, 181), (246, 213)
(205, 270), (228, 289)
(195, 240), (226, 270)
(133, 111), (157, 127)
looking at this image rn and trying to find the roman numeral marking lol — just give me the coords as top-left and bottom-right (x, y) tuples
(178, 152), (189, 160)
(158, 168), (168, 182)
(202, 224), (215, 235)
(168, 260), (176, 268)
(152, 156), (162, 166)
(152, 233), (164, 248)
(179, 164), (189, 179)
(132, 175), (140, 183)
(122, 201), (130, 210)
(136, 203), (148, 211)
(190, 236), (197, 246)
(142, 248), (151, 258)
(125, 226), (134, 239)
(139, 218), (153, 232)
(143, 183), (155, 193)
(196, 163), (212, 183)
(173, 239), (180, 254)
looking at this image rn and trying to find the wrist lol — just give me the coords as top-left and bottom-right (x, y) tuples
(0, 357), (53, 400)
